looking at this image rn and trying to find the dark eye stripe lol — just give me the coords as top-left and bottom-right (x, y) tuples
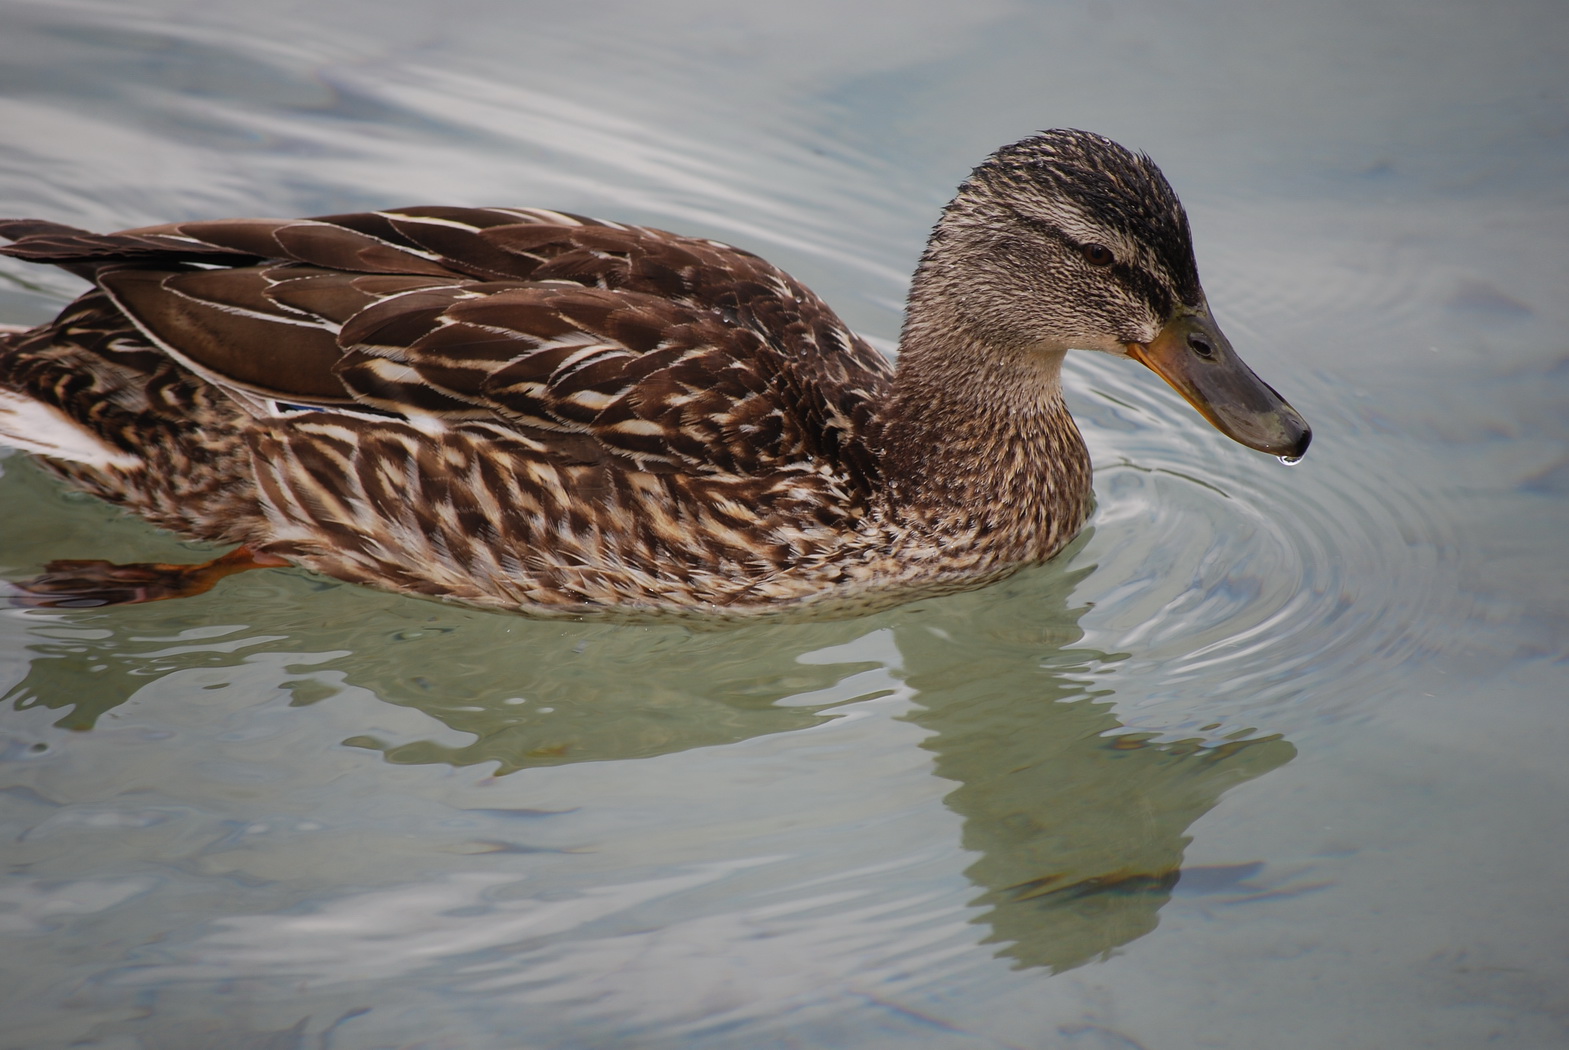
(1011, 210), (1174, 318)
(1114, 261), (1173, 319)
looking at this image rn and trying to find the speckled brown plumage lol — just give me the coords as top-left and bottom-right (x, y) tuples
(0, 130), (1309, 616)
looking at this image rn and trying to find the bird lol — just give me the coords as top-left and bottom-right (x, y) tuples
(0, 129), (1309, 617)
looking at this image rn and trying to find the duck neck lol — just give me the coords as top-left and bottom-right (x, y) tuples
(878, 315), (1092, 560)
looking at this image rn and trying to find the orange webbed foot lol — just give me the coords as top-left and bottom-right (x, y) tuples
(9, 546), (290, 608)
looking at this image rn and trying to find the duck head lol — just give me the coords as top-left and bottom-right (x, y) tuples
(910, 128), (1311, 460)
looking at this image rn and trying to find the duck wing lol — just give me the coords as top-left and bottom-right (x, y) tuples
(2, 209), (893, 485)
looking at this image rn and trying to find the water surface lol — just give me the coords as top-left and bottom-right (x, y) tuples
(2, 1), (1567, 1047)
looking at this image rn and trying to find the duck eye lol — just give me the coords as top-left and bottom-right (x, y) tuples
(1081, 243), (1115, 267)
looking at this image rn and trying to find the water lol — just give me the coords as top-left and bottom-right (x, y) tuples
(1, 1), (1567, 1047)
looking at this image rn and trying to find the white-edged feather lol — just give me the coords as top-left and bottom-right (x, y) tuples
(0, 388), (142, 469)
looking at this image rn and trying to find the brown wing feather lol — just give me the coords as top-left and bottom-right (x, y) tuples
(97, 268), (351, 402)
(2, 209), (894, 488)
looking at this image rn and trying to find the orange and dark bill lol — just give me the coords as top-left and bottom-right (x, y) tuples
(1126, 306), (1311, 459)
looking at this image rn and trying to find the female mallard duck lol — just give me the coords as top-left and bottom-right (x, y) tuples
(0, 129), (1308, 616)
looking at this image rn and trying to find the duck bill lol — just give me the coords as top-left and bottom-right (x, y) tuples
(1126, 307), (1311, 458)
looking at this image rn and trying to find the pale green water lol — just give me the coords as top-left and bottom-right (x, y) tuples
(1, 1), (1567, 1048)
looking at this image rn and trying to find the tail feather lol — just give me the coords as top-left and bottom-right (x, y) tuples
(0, 387), (142, 469)
(0, 220), (105, 280)
(0, 219), (93, 242)
(0, 218), (262, 279)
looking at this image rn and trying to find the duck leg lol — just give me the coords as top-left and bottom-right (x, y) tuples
(9, 546), (291, 608)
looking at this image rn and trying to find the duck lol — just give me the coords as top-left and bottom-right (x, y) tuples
(0, 129), (1309, 617)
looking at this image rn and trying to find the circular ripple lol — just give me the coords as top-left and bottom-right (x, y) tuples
(1062, 352), (1470, 738)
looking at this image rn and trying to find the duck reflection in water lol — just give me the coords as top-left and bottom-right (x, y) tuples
(5, 548), (1293, 974)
